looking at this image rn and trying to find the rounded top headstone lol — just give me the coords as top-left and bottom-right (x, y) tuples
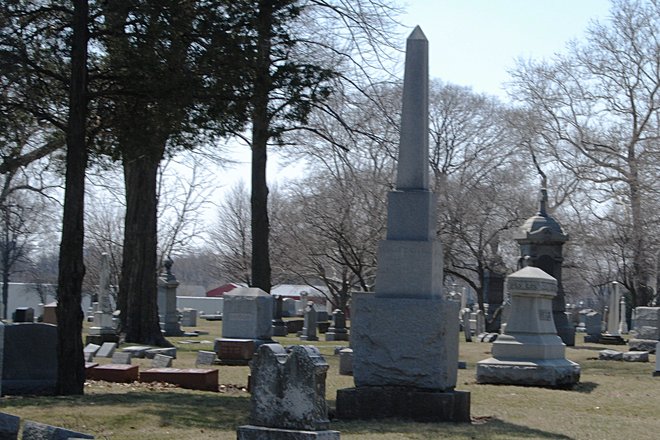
(507, 266), (558, 296)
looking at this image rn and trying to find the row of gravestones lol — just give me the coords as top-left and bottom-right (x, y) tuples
(0, 412), (94, 440)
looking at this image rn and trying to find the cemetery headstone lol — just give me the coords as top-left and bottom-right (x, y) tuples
(181, 308), (198, 327)
(301, 302), (319, 341)
(462, 310), (472, 342)
(145, 347), (177, 359)
(2, 323), (57, 395)
(237, 344), (340, 439)
(272, 295), (288, 337)
(83, 343), (100, 359)
(654, 341), (660, 377)
(336, 27), (469, 423)
(483, 270), (505, 332)
(96, 342), (116, 358)
(111, 352), (132, 365)
(475, 310), (486, 337)
(326, 309), (349, 341)
(282, 298), (296, 317)
(630, 306), (660, 340)
(476, 267), (581, 387)
(121, 345), (151, 358)
(618, 295), (628, 334)
(222, 287), (274, 346)
(157, 257), (184, 337)
(339, 348), (353, 376)
(13, 307), (34, 323)
(583, 311), (602, 343)
(41, 303), (57, 325)
(514, 187), (575, 346)
(196, 350), (217, 366)
(151, 354), (173, 368)
(87, 252), (119, 345)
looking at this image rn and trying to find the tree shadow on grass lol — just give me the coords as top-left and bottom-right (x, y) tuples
(2, 391), (251, 430)
(332, 416), (575, 439)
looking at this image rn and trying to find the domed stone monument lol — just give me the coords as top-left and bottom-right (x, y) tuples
(515, 188), (575, 346)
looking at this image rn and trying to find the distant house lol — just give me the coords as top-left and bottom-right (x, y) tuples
(205, 283), (241, 297)
(271, 285), (328, 303)
(204, 283), (328, 302)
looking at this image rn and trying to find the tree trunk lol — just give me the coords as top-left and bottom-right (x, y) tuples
(119, 153), (171, 347)
(250, 0), (274, 293)
(56, 0), (88, 396)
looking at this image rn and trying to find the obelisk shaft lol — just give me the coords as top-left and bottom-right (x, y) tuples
(396, 26), (429, 191)
(376, 26), (442, 298)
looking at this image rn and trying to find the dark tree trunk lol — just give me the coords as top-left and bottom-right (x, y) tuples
(56, 0), (88, 396)
(250, 0), (274, 294)
(119, 153), (170, 347)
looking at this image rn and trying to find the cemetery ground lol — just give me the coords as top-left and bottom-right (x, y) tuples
(2, 320), (659, 440)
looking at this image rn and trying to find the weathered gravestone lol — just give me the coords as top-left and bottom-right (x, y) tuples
(152, 354), (173, 368)
(476, 267), (580, 387)
(336, 27), (469, 423)
(338, 348), (353, 376)
(630, 306), (660, 340)
(654, 341), (660, 377)
(2, 323), (57, 395)
(301, 302), (319, 342)
(22, 420), (94, 440)
(237, 344), (340, 439)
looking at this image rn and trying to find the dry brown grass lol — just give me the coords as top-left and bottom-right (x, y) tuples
(2, 318), (659, 440)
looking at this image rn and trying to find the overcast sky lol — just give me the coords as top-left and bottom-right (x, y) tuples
(402, 0), (612, 99)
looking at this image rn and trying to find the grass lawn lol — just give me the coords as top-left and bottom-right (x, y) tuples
(1, 318), (659, 440)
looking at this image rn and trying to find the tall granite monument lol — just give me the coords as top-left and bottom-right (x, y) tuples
(335, 27), (470, 422)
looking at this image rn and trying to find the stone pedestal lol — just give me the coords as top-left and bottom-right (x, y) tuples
(336, 387), (470, 423)
(222, 287), (274, 347)
(351, 294), (458, 390)
(477, 267), (580, 388)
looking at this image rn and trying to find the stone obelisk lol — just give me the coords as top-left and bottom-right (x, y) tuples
(336, 27), (470, 423)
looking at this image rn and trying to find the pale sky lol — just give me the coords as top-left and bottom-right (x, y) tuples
(216, 0), (614, 201)
(402, 0), (612, 99)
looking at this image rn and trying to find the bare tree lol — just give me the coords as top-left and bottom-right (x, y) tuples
(509, 0), (660, 306)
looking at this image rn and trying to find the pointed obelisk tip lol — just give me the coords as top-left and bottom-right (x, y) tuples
(408, 25), (427, 41)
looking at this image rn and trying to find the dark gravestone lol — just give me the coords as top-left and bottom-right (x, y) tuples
(2, 323), (57, 396)
(483, 270), (505, 333)
(0, 412), (20, 440)
(13, 307), (34, 323)
(325, 310), (349, 341)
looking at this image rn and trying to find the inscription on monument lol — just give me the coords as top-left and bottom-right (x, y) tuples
(508, 279), (556, 293)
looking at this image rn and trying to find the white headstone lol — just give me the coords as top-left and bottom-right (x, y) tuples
(606, 281), (621, 336)
(476, 267), (580, 387)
